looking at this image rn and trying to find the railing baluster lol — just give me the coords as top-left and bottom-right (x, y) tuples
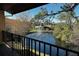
(39, 41), (41, 56)
(21, 37), (22, 55)
(2, 31), (5, 42)
(17, 36), (19, 53)
(57, 47), (59, 56)
(50, 45), (52, 56)
(16, 36), (18, 55)
(66, 50), (68, 56)
(22, 36), (24, 56)
(17, 35), (20, 55)
(44, 43), (45, 56)
(18, 35), (20, 55)
(25, 38), (27, 56)
(35, 40), (36, 56)
(11, 33), (14, 56)
(20, 36), (21, 55)
(77, 53), (79, 56)
(28, 38), (30, 56)
(15, 35), (21, 55)
(24, 37), (25, 56)
(31, 39), (33, 56)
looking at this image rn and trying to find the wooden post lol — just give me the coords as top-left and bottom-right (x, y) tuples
(0, 10), (5, 42)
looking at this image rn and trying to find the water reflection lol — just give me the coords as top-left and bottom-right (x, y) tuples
(26, 32), (79, 56)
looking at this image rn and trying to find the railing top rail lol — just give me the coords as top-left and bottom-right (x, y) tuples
(26, 37), (79, 54)
(2, 31), (79, 54)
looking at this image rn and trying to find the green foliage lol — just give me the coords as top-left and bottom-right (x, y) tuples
(31, 7), (50, 26)
(34, 7), (48, 19)
(58, 11), (75, 31)
(55, 11), (75, 42)
(53, 23), (72, 42)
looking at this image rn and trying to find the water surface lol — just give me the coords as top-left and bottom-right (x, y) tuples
(26, 32), (79, 56)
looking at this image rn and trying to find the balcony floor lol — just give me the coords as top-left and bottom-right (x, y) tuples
(0, 43), (19, 56)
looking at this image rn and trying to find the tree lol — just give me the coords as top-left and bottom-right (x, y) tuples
(5, 24), (12, 32)
(30, 7), (48, 30)
(15, 12), (32, 35)
(16, 12), (31, 21)
(51, 4), (78, 42)
(34, 7), (48, 20)
(58, 11), (75, 31)
(31, 7), (54, 26)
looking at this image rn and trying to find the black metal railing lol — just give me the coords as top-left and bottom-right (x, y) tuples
(2, 31), (79, 56)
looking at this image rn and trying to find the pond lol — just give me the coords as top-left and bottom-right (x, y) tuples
(26, 32), (79, 56)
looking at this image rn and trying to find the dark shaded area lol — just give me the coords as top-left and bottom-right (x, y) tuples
(43, 26), (52, 30)
(0, 3), (47, 14)
(0, 43), (37, 56)
(0, 43), (18, 56)
(13, 48), (38, 56)
(1, 31), (38, 56)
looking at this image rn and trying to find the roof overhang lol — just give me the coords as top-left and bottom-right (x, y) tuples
(0, 3), (47, 14)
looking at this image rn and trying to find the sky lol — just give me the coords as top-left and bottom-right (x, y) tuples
(4, 3), (79, 23)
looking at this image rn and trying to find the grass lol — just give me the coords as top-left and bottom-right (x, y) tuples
(29, 29), (38, 32)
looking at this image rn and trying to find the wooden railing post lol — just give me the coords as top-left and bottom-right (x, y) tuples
(2, 31), (4, 42)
